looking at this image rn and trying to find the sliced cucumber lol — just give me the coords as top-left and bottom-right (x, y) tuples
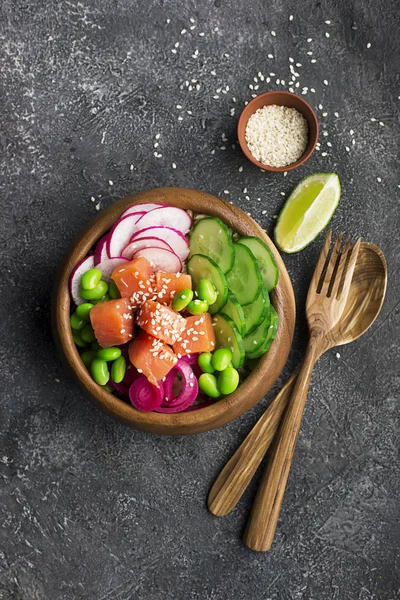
(189, 217), (235, 273)
(222, 291), (246, 336)
(226, 243), (262, 305)
(213, 313), (245, 369)
(245, 306), (279, 359)
(242, 285), (271, 335)
(237, 237), (279, 292)
(187, 254), (228, 314)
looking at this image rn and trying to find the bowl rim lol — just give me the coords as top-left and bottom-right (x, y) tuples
(52, 187), (296, 435)
(237, 90), (319, 173)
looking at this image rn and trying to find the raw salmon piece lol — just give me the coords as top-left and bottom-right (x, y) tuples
(128, 332), (177, 387)
(90, 297), (134, 348)
(111, 256), (155, 308)
(137, 299), (186, 345)
(172, 313), (216, 357)
(155, 272), (192, 303)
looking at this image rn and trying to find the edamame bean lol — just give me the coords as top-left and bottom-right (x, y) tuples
(80, 350), (97, 368)
(172, 288), (194, 312)
(72, 331), (87, 348)
(97, 347), (122, 361)
(186, 299), (208, 315)
(108, 280), (121, 299)
(80, 323), (96, 343)
(197, 279), (218, 305)
(103, 385), (114, 393)
(75, 303), (94, 321)
(198, 352), (215, 374)
(212, 348), (232, 371)
(111, 355), (126, 383)
(90, 359), (109, 386)
(81, 268), (102, 291)
(91, 340), (102, 351)
(70, 312), (86, 331)
(80, 280), (108, 300)
(198, 373), (221, 398)
(218, 367), (239, 395)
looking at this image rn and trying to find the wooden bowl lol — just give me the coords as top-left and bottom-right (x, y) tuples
(52, 187), (296, 435)
(237, 91), (319, 172)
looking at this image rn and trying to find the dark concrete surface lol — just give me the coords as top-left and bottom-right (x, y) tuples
(1, 0), (399, 598)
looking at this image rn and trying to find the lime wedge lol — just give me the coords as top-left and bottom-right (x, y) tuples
(274, 173), (341, 253)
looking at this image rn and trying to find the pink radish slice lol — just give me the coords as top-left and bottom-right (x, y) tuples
(132, 247), (182, 272)
(94, 234), (110, 265)
(135, 206), (192, 234)
(156, 360), (198, 413)
(69, 255), (95, 306)
(119, 203), (166, 220)
(121, 237), (173, 259)
(96, 257), (129, 282)
(130, 226), (189, 262)
(107, 213), (145, 257)
(129, 376), (164, 411)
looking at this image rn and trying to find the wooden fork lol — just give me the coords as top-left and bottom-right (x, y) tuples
(242, 231), (361, 552)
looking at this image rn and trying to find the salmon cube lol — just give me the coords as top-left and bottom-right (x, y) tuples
(155, 272), (192, 303)
(137, 299), (186, 345)
(111, 256), (155, 308)
(90, 297), (134, 348)
(172, 313), (216, 357)
(128, 332), (177, 387)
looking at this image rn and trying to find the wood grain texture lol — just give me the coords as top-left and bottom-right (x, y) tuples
(207, 242), (387, 517)
(52, 187), (296, 435)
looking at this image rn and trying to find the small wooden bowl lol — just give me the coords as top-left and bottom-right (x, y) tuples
(52, 187), (296, 435)
(237, 91), (319, 172)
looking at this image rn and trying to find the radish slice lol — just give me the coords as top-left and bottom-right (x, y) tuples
(135, 206), (192, 234)
(107, 213), (145, 257)
(121, 237), (173, 259)
(119, 203), (166, 220)
(96, 257), (129, 282)
(94, 234), (110, 265)
(130, 226), (189, 262)
(132, 247), (182, 272)
(129, 376), (164, 411)
(69, 255), (95, 306)
(156, 359), (198, 413)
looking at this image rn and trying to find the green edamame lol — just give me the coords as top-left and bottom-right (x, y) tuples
(75, 303), (94, 321)
(70, 312), (86, 331)
(198, 352), (215, 374)
(90, 359), (109, 386)
(80, 280), (108, 300)
(108, 280), (121, 299)
(81, 268), (102, 291)
(80, 350), (97, 368)
(197, 279), (218, 305)
(80, 323), (96, 343)
(217, 367), (239, 395)
(172, 288), (194, 312)
(187, 299), (209, 315)
(212, 348), (232, 371)
(72, 331), (87, 348)
(198, 373), (221, 398)
(111, 355), (126, 383)
(97, 347), (122, 361)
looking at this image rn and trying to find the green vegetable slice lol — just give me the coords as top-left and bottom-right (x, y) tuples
(242, 285), (271, 335)
(189, 217), (235, 273)
(213, 313), (245, 369)
(237, 237), (278, 292)
(226, 243), (262, 305)
(245, 306), (279, 359)
(187, 254), (228, 314)
(222, 291), (246, 336)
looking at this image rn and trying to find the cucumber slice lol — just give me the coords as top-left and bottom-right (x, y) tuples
(242, 285), (271, 335)
(187, 254), (228, 314)
(223, 292), (246, 336)
(213, 313), (245, 369)
(226, 243), (262, 305)
(189, 217), (235, 273)
(245, 306), (279, 359)
(237, 237), (279, 292)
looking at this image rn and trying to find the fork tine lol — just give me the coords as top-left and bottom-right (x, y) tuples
(312, 229), (332, 292)
(331, 238), (361, 300)
(319, 232), (343, 295)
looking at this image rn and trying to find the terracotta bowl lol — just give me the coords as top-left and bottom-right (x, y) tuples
(52, 187), (296, 435)
(237, 91), (319, 172)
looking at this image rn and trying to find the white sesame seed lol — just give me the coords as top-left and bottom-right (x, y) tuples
(199, 32), (205, 37)
(175, 41), (180, 48)
(268, 53), (274, 59)
(345, 146), (350, 152)
(172, 162), (176, 169)
(289, 14), (293, 21)
(334, 112), (339, 117)
(271, 30), (276, 36)
(176, 104), (182, 109)
(377, 177), (382, 182)
(108, 180), (113, 186)
(323, 79), (328, 86)
(367, 42), (371, 49)
(307, 38), (312, 42)
(379, 121), (385, 127)
(325, 20), (331, 24)
(224, 190), (229, 194)
(171, 49), (177, 54)
(325, 32), (330, 38)
(311, 59), (317, 63)
(181, 29), (186, 34)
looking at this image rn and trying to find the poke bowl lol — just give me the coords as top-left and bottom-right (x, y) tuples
(52, 187), (296, 435)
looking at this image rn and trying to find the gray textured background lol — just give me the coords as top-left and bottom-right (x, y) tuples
(1, 0), (399, 598)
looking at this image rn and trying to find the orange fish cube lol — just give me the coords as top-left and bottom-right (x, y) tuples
(90, 297), (134, 348)
(173, 313), (216, 357)
(155, 271), (192, 303)
(128, 332), (177, 387)
(137, 299), (186, 345)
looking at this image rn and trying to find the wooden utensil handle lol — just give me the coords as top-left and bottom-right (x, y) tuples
(243, 340), (319, 552)
(208, 371), (298, 517)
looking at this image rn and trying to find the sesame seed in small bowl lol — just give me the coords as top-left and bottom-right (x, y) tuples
(237, 91), (319, 172)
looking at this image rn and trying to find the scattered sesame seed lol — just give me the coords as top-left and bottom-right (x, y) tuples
(238, 166), (243, 172)
(289, 14), (293, 21)
(181, 29), (186, 34)
(171, 49), (177, 54)
(379, 121), (385, 127)
(262, 210), (267, 215)
(325, 20), (331, 24)
(108, 180), (113, 186)
(322, 112), (328, 117)
(307, 38), (312, 42)
(268, 53), (274, 59)
(177, 116), (183, 121)
(377, 177), (382, 182)
(311, 59), (317, 63)
(172, 162), (176, 169)
(334, 112), (339, 117)
(90, 196), (95, 202)
(366, 42), (371, 49)
(174, 41), (180, 48)
(345, 146), (350, 152)
(95, 203), (100, 210)
(336, 352), (340, 359)
(325, 32), (330, 38)
(199, 32), (205, 37)
(371, 117), (377, 122)
(176, 104), (182, 109)
(321, 152), (328, 157)
(224, 190), (229, 194)
(271, 30), (276, 36)
(323, 79), (328, 86)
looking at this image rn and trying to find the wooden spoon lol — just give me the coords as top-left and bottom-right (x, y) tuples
(208, 242), (387, 521)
